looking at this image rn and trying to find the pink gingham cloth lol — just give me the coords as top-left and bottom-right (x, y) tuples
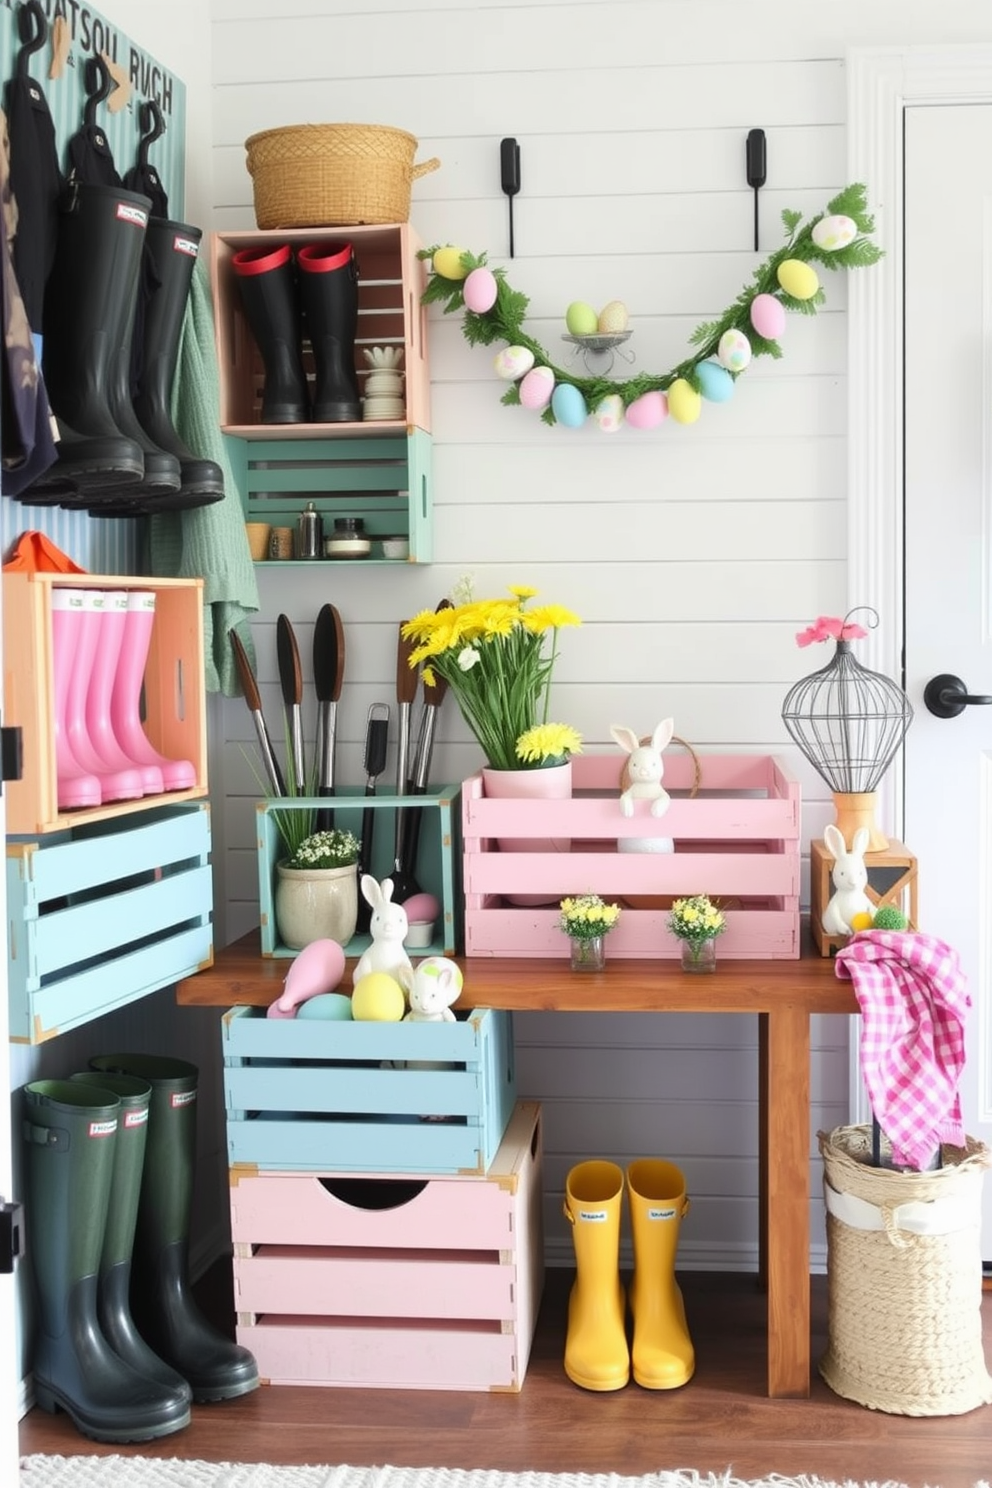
(834, 930), (971, 1170)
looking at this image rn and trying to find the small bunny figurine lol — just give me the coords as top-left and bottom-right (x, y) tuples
(821, 823), (874, 935)
(351, 875), (412, 986)
(611, 718), (676, 818)
(399, 957), (462, 1023)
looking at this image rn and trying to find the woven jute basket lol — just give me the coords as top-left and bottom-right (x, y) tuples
(818, 1124), (992, 1415)
(244, 123), (441, 229)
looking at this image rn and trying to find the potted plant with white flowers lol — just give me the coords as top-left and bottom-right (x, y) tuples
(274, 827), (361, 952)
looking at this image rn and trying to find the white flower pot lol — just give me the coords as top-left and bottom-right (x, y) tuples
(274, 861), (358, 951)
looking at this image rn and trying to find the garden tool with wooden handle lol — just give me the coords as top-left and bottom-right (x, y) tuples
(276, 613), (306, 795)
(312, 603), (345, 830)
(229, 627), (286, 797)
(387, 622), (420, 902)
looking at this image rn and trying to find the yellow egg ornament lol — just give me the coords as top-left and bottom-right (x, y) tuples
(667, 378), (702, 425)
(432, 246), (470, 281)
(352, 971), (406, 1022)
(776, 259), (820, 301)
(849, 911), (874, 932)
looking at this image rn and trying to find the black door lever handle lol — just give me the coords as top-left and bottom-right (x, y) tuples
(923, 673), (992, 719)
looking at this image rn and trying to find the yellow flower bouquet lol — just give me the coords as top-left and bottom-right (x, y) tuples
(402, 581), (582, 770)
(559, 894), (622, 943)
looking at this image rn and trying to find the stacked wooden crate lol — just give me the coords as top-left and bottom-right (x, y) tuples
(223, 1004), (544, 1390)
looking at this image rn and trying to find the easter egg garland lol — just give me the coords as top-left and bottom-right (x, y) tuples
(420, 182), (882, 428)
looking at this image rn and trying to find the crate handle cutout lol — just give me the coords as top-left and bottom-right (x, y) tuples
(317, 1176), (428, 1210)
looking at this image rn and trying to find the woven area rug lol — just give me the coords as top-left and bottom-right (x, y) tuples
(17, 1464), (992, 1488)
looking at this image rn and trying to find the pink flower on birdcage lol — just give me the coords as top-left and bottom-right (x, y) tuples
(796, 615), (869, 648)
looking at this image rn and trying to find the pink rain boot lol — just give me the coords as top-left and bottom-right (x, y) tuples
(86, 590), (164, 795)
(63, 591), (145, 804)
(110, 591), (196, 791)
(51, 590), (102, 810)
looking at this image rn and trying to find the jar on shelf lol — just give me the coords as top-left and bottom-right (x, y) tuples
(296, 502), (323, 559)
(324, 516), (371, 560)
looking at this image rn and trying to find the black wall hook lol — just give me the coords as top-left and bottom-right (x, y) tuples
(138, 99), (166, 167)
(500, 137), (521, 258)
(83, 54), (113, 126)
(16, 0), (48, 75)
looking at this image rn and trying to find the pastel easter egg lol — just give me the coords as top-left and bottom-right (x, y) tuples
(551, 382), (588, 428)
(463, 266), (498, 313)
(717, 328), (751, 373)
(519, 365), (556, 410)
(625, 390), (668, 430)
(398, 892), (440, 922)
(776, 259), (820, 301)
(432, 245), (469, 280)
(494, 345), (535, 380)
(812, 214), (857, 252)
(352, 972), (405, 1023)
(565, 301), (598, 335)
(296, 992), (354, 1021)
(597, 299), (629, 334)
(594, 393), (624, 432)
(750, 292), (786, 340)
(695, 359), (734, 403)
(667, 378), (702, 425)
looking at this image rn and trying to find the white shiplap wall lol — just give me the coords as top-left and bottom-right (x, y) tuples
(203, 0), (992, 1269)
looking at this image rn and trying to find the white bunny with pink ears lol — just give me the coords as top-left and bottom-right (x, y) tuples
(611, 718), (675, 818)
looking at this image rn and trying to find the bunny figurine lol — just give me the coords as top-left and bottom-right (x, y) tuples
(351, 874), (412, 986)
(611, 719), (676, 819)
(399, 956), (463, 1023)
(821, 823), (874, 935)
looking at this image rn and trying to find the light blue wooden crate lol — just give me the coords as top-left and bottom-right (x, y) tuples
(8, 804), (213, 1044)
(223, 1004), (515, 1175)
(257, 787), (460, 957)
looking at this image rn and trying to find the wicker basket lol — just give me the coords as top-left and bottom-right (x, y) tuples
(818, 1124), (992, 1415)
(244, 123), (441, 229)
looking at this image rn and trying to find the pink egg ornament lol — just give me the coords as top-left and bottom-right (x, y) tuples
(463, 266), (498, 313)
(519, 366), (556, 411)
(625, 390), (669, 430)
(749, 293), (786, 341)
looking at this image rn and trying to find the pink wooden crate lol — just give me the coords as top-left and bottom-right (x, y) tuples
(462, 753), (801, 959)
(230, 1100), (544, 1390)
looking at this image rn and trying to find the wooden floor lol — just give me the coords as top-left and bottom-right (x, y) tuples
(19, 1267), (992, 1488)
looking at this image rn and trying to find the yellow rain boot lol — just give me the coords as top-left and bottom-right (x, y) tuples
(562, 1160), (629, 1391)
(627, 1158), (695, 1389)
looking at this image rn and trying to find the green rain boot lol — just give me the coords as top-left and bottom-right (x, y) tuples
(90, 1053), (259, 1402)
(21, 1081), (191, 1442)
(69, 1071), (191, 1403)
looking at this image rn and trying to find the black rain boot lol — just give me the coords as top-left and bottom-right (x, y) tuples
(21, 1081), (191, 1442)
(89, 1053), (259, 1403)
(29, 182), (149, 498)
(297, 241), (362, 422)
(130, 218), (224, 508)
(231, 242), (309, 423)
(68, 1072), (192, 1403)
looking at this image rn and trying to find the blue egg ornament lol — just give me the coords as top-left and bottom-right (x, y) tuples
(551, 382), (588, 428)
(695, 360), (735, 403)
(296, 992), (355, 1020)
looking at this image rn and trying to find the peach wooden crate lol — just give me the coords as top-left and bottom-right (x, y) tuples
(462, 753), (801, 959)
(2, 572), (208, 837)
(210, 222), (430, 436)
(229, 1100), (544, 1391)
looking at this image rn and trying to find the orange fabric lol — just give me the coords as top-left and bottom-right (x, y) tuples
(2, 531), (87, 573)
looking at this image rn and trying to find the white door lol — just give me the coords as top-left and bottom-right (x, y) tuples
(904, 102), (992, 1256)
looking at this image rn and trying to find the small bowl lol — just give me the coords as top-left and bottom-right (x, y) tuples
(403, 920), (434, 949)
(382, 536), (410, 560)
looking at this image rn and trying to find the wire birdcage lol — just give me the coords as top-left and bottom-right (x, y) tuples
(781, 608), (913, 849)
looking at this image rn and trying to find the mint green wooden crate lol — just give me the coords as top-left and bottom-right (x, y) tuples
(256, 787), (460, 958)
(227, 430), (432, 563)
(223, 1004), (516, 1175)
(7, 803), (213, 1044)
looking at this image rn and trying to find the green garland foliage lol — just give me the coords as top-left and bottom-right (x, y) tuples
(420, 183), (883, 422)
